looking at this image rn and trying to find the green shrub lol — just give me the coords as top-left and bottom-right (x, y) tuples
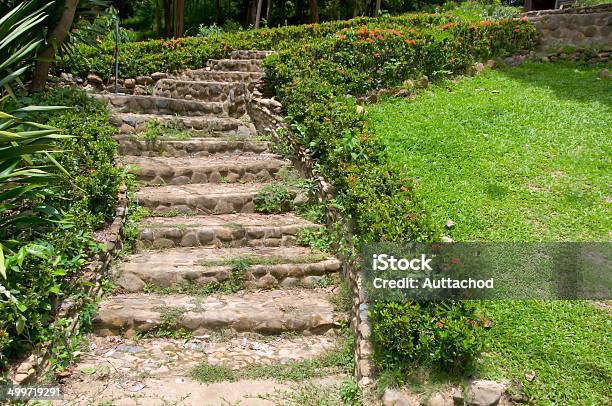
(370, 300), (484, 373)
(0, 88), (122, 369)
(258, 16), (534, 377)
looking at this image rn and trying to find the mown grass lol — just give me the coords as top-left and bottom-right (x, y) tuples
(370, 61), (610, 242)
(369, 62), (611, 404)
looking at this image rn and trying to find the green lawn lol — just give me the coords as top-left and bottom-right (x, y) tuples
(370, 62), (611, 242)
(369, 62), (611, 404)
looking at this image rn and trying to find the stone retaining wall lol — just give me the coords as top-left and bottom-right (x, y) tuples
(525, 4), (612, 47)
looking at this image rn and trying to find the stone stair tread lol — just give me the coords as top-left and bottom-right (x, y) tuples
(94, 289), (344, 336)
(123, 154), (290, 185)
(179, 69), (263, 83)
(116, 246), (340, 292)
(138, 182), (269, 197)
(140, 213), (317, 228)
(111, 112), (251, 129)
(136, 183), (273, 214)
(69, 334), (338, 376)
(117, 138), (270, 158)
(123, 154), (289, 166)
(122, 245), (334, 265)
(96, 93), (228, 116)
(138, 213), (320, 250)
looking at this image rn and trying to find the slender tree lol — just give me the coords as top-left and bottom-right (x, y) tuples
(374, 0), (381, 17)
(309, 0), (318, 23)
(155, 0), (162, 37)
(163, 0), (171, 37)
(30, 0), (80, 91)
(254, 0), (263, 27)
(173, 0), (184, 37)
(215, 0), (221, 24)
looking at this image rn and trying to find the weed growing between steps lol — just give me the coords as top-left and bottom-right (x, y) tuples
(0, 88), (123, 370)
(143, 266), (245, 296)
(140, 119), (192, 141)
(135, 306), (193, 340)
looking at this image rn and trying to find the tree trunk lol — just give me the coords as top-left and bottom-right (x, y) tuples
(266, 0), (271, 23)
(352, 0), (358, 18)
(173, 0), (185, 37)
(374, 0), (381, 17)
(296, 0), (302, 24)
(155, 0), (162, 37)
(309, 0), (318, 23)
(254, 0), (263, 27)
(215, 0), (221, 24)
(163, 0), (171, 37)
(30, 0), (80, 92)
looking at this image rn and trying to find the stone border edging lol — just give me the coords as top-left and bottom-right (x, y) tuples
(523, 3), (612, 17)
(8, 185), (129, 384)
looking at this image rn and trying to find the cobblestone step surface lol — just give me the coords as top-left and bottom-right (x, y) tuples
(94, 289), (344, 336)
(116, 246), (340, 292)
(123, 154), (289, 185)
(111, 112), (256, 135)
(206, 58), (263, 72)
(117, 137), (269, 157)
(136, 183), (271, 214)
(137, 213), (320, 249)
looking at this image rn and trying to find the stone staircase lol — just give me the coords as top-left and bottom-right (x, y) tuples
(60, 51), (348, 404)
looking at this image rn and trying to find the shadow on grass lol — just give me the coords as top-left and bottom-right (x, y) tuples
(496, 61), (612, 108)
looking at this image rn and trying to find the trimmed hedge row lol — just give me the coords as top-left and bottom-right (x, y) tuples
(58, 13), (460, 79)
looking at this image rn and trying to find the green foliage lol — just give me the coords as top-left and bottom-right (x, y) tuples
(432, 1), (522, 21)
(0, 87), (121, 368)
(140, 119), (191, 141)
(340, 377), (361, 405)
(196, 23), (225, 38)
(369, 300), (484, 375)
(254, 183), (294, 213)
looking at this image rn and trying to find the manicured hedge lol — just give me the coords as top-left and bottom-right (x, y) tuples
(57, 13), (459, 79)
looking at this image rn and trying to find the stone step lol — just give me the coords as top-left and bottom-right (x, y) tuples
(230, 50), (276, 60)
(123, 154), (289, 185)
(93, 289), (344, 336)
(117, 137), (270, 157)
(95, 94), (245, 118)
(136, 183), (271, 214)
(66, 334), (338, 383)
(207, 59), (263, 73)
(153, 79), (248, 103)
(110, 112), (256, 136)
(178, 69), (263, 86)
(138, 213), (320, 249)
(116, 246), (340, 292)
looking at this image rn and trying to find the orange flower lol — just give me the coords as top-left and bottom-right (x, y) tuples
(400, 185), (408, 192)
(338, 34), (347, 40)
(437, 320), (444, 328)
(373, 52), (380, 57)
(514, 28), (520, 33)
(348, 175), (356, 184)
